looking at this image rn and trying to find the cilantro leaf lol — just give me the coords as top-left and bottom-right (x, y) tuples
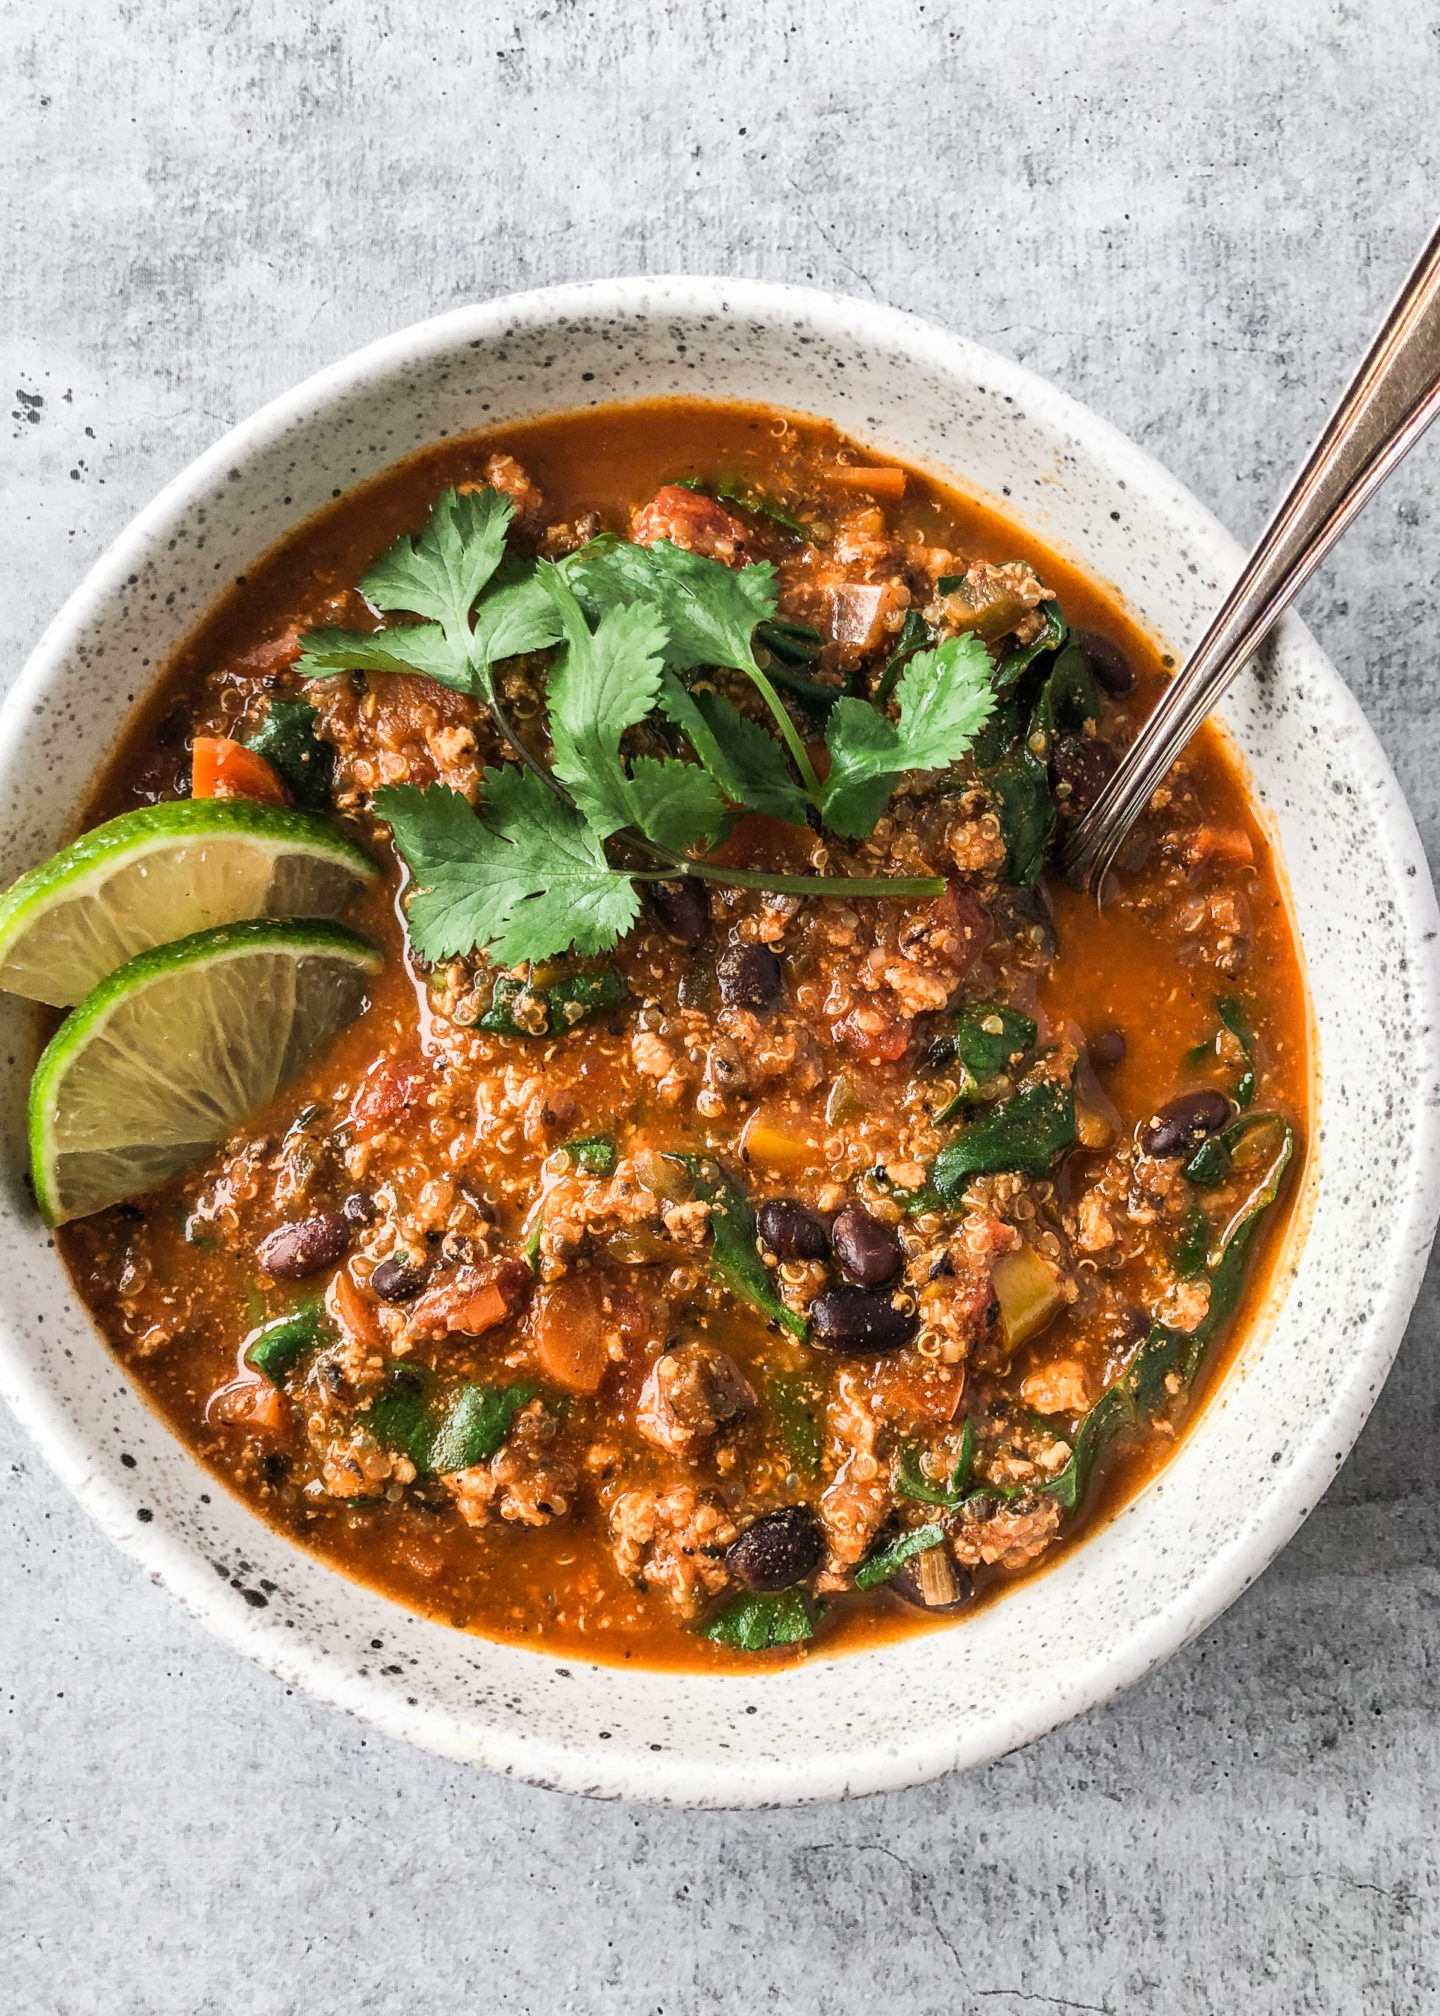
(361, 485), (514, 637)
(375, 775), (640, 966)
(543, 570), (668, 838)
(294, 623), (467, 690)
(658, 673), (810, 824)
(820, 633), (996, 838)
(561, 536), (778, 675)
(625, 756), (727, 853)
(468, 565), (563, 673)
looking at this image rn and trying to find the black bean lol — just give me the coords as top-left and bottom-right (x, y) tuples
(371, 1253), (428, 1302)
(645, 877), (710, 946)
(342, 1191), (377, 1227)
(154, 706), (190, 749)
(1050, 733), (1119, 819)
(831, 1203), (902, 1288)
(256, 1213), (350, 1280)
(677, 960), (715, 1010)
(726, 1505), (825, 1592)
(1075, 628), (1134, 697)
(1139, 1088), (1231, 1158)
(1090, 1028), (1126, 1070)
(756, 1198), (829, 1262)
(920, 1033), (956, 1073)
(891, 1552), (974, 1613)
(717, 943), (783, 1011)
(810, 1286), (917, 1355)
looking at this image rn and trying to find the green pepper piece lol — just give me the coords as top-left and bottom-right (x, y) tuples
(936, 1001), (1038, 1119)
(243, 699), (334, 812)
(562, 1133), (618, 1175)
(854, 1522), (948, 1592)
(700, 1588), (815, 1651)
(670, 1154), (807, 1339)
(480, 966), (630, 1039)
(930, 1079), (1076, 1203)
(244, 1297), (327, 1386)
(767, 1369), (826, 1477)
(428, 1380), (540, 1475)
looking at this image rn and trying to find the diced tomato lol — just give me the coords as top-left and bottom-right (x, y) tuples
(833, 1008), (911, 1063)
(350, 1058), (429, 1127)
(405, 1257), (530, 1342)
(631, 486), (749, 566)
(1185, 824), (1255, 876)
(191, 736), (287, 805)
(827, 464), (907, 500)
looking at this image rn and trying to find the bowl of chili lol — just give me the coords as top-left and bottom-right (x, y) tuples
(0, 277), (1435, 1806)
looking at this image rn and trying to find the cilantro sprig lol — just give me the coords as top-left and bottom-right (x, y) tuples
(298, 482), (1001, 966)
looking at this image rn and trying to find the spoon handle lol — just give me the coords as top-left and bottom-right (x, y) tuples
(1062, 213), (1440, 895)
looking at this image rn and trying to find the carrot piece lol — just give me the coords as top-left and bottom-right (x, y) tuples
(530, 1275), (615, 1394)
(827, 464), (907, 500)
(191, 736), (288, 805)
(207, 1369), (287, 1433)
(327, 1267), (383, 1351)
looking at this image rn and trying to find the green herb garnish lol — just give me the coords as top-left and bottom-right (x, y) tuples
(1217, 995), (1258, 1107)
(854, 1522), (947, 1591)
(561, 1133), (618, 1175)
(670, 1154), (807, 1340)
(930, 1077), (1077, 1203)
(298, 486), (1006, 966)
(893, 1418), (976, 1508)
(701, 1588), (815, 1650)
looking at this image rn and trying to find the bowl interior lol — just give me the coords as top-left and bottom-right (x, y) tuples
(1, 279), (1436, 1806)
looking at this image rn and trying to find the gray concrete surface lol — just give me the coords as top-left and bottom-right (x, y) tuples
(4, 3), (1440, 2010)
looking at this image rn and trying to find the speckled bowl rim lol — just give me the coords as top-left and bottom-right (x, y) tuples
(1, 277), (1437, 1808)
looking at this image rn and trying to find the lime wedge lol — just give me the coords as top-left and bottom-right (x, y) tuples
(0, 799), (378, 1006)
(29, 918), (382, 1224)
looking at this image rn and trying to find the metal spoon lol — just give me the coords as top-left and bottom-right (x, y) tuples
(1061, 213), (1440, 897)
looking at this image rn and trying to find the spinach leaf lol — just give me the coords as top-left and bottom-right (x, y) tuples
(767, 1369), (825, 1476)
(1217, 995), (1258, 1107)
(876, 608), (932, 705)
(363, 1366), (436, 1468)
(479, 966), (630, 1038)
(993, 600), (1067, 690)
(755, 618), (823, 667)
(245, 1297), (327, 1385)
(561, 1134), (617, 1175)
(931, 1078), (1076, 1203)
(1038, 1112), (1294, 1515)
(365, 1368), (541, 1475)
(670, 1154), (807, 1339)
(675, 475), (811, 542)
(1175, 1206), (1208, 1278)
(936, 1001), (1038, 1119)
(244, 700), (334, 812)
(981, 743), (1055, 885)
(1031, 640), (1099, 741)
(894, 1417), (976, 1507)
(700, 1588), (815, 1650)
(854, 1522), (947, 1591)
(428, 1381), (540, 1475)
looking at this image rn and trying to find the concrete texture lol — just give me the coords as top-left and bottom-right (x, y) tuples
(3, 2), (1440, 2009)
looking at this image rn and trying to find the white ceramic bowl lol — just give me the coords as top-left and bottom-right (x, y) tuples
(2, 279), (1437, 1808)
